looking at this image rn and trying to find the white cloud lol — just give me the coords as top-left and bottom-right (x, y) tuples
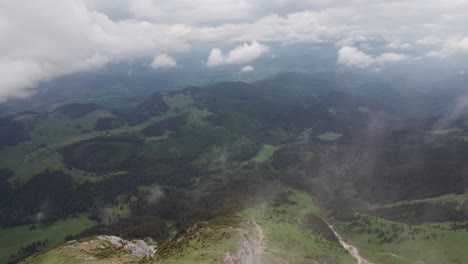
(0, 59), (47, 100)
(429, 36), (468, 57)
(127, 0), (254, 25)
(85, 0), (343, 25)
(337, 46), (408, 68)
(241, 65), (255, 72)
(206, 41), (269, 67)
(386, 41), (412, 49)
(415, 36), (443, 46)
(337, 46), (374, 68)
(151, 54), (177, 69)
(335, 36), (374, 48)
(0, 0), (188, 101)
(377, 53), (408, 63)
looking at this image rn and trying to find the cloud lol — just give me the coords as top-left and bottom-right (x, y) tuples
(127, 0), (254, 25)
(415, 36), (444, 46)
(147, 186), (165, 204)
(151, 54), (177, 69)
(335, 36), (374, 48)
(428, 36), (468, 57)
(0, 0), (188, 101)
(0, 59), (47, 100)
(337, 47), (374, 68)
(241, 65), (255, 72)
(385, 41), (412, 49)
(377, 53), (408, 63)
(2, 0), (468, 100)
(206, 41), (269, 67)
(85, 0), (342, 25)
(337, 46), (408, 68)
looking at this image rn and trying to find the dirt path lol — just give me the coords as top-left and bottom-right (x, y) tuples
(328, 225), (374, 264)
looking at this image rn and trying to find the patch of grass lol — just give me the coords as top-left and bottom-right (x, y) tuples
(2, 146), (65, 184)
(382, 192), (468, 207)
(318, 132), (343, 141)
(164, 92), (195, 112)
(187, 108), (213, 125)
(357, 106), (370, 112)
(0, 214), (97, 264)
(428, 128), (463, 135)
(103, 195), (131, 225)
(144, 130), (171, 142)
(252, 144), (277, 163)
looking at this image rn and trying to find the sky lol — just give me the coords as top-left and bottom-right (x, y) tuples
(1, 0), (468, 101)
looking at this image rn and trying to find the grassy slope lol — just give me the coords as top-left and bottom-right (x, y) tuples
(428, 128), (463, 135)
(24, 223), (243, 264)
(0, 92), (200, 184)
(0, 214), (97, 264)
(240, 190), (355, 264)
(9, 85), (468, 264)
(0, 92), (224, 262)
(152, 224), (243, 264)
(21, 190), (356, 264)
(318, 132), (343, 141)
(0, 93), (203, 260)
(337, 213), (468, 264)
(1, 109), (116, 184)
(381, 192), (468, 207)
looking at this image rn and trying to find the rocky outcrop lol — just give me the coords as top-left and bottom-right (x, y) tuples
(97, 235), (156, 259)
(23, 235), (156, 264)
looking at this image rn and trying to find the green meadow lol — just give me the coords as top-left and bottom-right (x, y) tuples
(318, 132), (343, 141)
(0, 214), (97, 264)
(252, 144), (278, 163)
(336, 213), (468, 264)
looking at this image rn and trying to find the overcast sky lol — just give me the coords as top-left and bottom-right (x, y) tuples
(1, 0), (468, 101)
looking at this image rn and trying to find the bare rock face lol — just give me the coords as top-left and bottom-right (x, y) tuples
(223, 223), (264, 264)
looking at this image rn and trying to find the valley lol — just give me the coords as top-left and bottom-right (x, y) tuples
(1, 72), (468, 263)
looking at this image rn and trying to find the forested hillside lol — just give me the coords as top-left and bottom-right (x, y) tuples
(1, 73), (468, 263)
